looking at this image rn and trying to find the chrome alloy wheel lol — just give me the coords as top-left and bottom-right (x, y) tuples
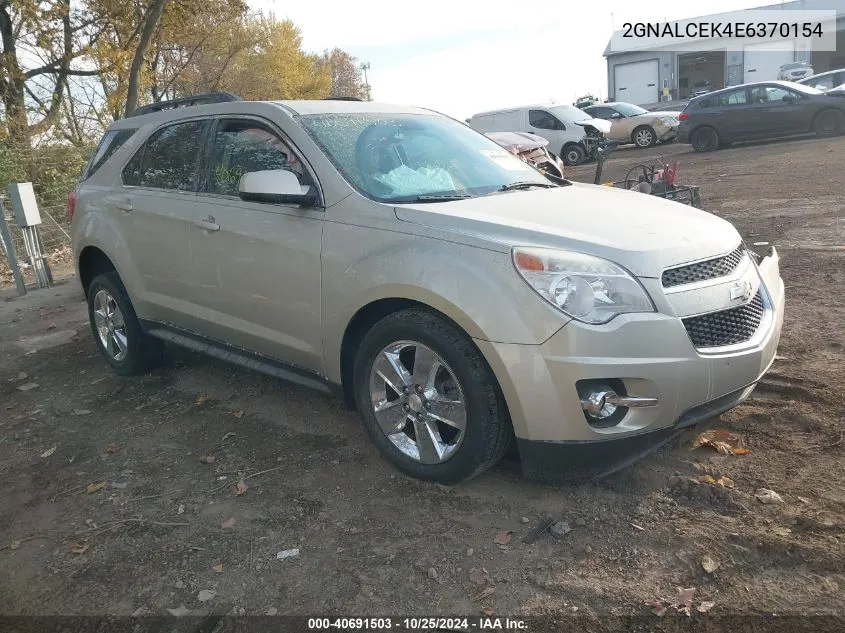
(635, 128), (654, 147)
(93, 289), (128, 361)
(369, 340), (467, 464)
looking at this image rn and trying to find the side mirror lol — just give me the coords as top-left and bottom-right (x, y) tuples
(238, 169), (318, 206)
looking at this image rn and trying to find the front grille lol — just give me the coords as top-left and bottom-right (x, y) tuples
(662, 245), (746, 288)
(682, 291), (765, 348)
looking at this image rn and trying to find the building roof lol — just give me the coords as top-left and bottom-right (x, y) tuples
(604, 0), (845, 57)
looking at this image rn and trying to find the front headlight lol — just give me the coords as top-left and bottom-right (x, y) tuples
(512, 247), (655, 325)
(661, 117), (678, 126)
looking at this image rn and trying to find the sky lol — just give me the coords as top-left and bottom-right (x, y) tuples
(249, 0), (774, 120)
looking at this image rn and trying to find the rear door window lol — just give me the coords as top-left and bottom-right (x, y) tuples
(123, 119), (209, 190)
(83, 129), (136, 180)
(701, 89), (748, 108)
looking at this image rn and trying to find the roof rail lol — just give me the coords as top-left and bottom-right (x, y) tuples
(322, 96), (364, 101)
(129, 92), (243, 118)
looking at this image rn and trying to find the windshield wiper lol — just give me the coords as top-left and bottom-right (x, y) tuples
(392, 194), (473, 203)
(499, 181), (557, 192)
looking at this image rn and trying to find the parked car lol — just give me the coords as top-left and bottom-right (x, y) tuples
(71, 92), (784, 484)
(777, 61), (814, 81)
(796, 68), (845, 92)
(468, 104), (610, 166)
(582, 102), (679, 148)
(677, 81), (845, 152)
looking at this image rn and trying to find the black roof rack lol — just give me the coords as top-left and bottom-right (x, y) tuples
(129, 92), (242, 118)
(322, 96), (364, 101)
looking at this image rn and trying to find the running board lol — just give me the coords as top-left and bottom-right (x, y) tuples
(143, 321), (335, 395)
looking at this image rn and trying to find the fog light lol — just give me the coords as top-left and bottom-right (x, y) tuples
(582, 390), (618, 419)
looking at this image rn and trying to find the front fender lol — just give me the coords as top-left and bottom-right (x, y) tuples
(320, 222), (568, 385)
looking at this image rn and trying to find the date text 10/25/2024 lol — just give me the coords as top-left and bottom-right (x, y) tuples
(308, 617), (529, 630)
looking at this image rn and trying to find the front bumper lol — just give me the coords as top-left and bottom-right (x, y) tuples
(474, 247), (784, 482)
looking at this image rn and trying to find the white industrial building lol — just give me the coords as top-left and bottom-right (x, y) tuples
(603, 0), (845, 106)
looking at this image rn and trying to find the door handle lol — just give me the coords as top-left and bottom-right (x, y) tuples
(195, 215), (220, 232)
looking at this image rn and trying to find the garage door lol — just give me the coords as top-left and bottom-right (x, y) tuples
(743, 41), (795, 83)
(614, 60), (659, 106)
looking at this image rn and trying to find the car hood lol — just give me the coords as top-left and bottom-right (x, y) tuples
(394, 183), (740, 278)
(640, 111), (680, 120)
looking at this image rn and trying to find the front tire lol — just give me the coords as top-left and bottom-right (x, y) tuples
(633, 125), (656, 148)
(812, 109), (844, 138)
(690, 126), (720, 152)
(87, 272), (164, 376)
(353, 308), (511, 484)
(562, 144), (586, 166)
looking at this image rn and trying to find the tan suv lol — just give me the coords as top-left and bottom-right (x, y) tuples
(70, 93), (785, 484)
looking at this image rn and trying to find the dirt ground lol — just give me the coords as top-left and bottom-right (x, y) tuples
(1, 135), (844, 630)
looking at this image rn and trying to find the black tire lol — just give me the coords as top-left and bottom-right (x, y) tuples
(562, 144), (586, 166)
(353, 308), (512, 484)
(87, 272), (164, 376)
(690, 126), (720, 152)
(632, 125), (656, 148)
(812, 109), (844, 138)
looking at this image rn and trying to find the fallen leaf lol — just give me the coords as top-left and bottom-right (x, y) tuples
(87, 482), (105, 494)
(731, 447), (751, 456)
(105, 443), (120, 454)
(195, 395), (210, 406)
(276, 548), (300, 560)
(233, 480), (248, 496)
(699, 475), (718, 485)
(645, 599), (667, 617)
(233, 410), (244, 419)
(166, 605), (191, 617)
(177, 504), (185, 515)
(772, 526), (792, 537)
(69, 543), (89, 555)
(72, 409), (91, 416)
(10, 540), (21, 550)
(473, 587), (495, 602)
(197, 589), (217, 602)
(697, 601), (716, 613)
(693, 429), (739, 448)
(481, 607), (494, 616)
(672, 587), (695, 616)
(221, 517), (235, 530)
(797, 496), (810, 504)
(40, 446), (56, 458)
(199, 455), (216, 464)
(221, 432), (236, 441)
(212, 564), (224, 573)
(710, 441), (733, 455)
(701, 555), (720, 574)
(493, 530), (513, 545)
(47, 323), (57, 330)
(469, 568), (488, 586)
(717, 476), (735, 489)
(17, 382), (39, 392)
(755, 488), (784, 504)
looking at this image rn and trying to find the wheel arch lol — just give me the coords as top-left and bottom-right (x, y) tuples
(78, 245), (118, 297)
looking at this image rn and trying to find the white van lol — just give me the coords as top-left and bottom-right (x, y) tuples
(468, 104), (610, 166)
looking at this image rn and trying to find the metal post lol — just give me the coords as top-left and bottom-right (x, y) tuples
(0, 199), (27, 296)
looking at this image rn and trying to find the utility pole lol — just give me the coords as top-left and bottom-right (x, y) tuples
(361, 62), (371, 101)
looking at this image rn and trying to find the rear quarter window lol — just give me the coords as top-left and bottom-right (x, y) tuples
(82, 128), (137, 180)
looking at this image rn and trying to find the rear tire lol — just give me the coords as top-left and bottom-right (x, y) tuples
(690, 126), (720, 152)
(562, 144), (586, 166)
(812, 109), (844, 138)
(353, 308), (512, 484)
(632, 125), (656, 148)
(87, 272), (164, 376)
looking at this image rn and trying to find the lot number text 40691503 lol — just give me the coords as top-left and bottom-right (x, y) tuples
(307, 617), (529, 630)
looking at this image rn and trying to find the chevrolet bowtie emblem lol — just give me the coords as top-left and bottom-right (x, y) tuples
(729, 280), (754, 302)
